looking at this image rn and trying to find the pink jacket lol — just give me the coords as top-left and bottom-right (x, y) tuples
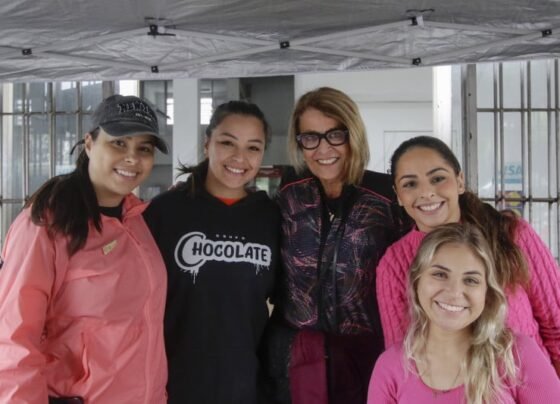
(0, 194), (167, 403)
(376, 220), (560, 362)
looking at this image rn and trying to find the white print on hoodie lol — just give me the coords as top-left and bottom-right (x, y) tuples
(174, 231), (271, 280)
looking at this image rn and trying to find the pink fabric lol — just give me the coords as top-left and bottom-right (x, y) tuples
(367, 334), (560, 403)
(0, 195), (168, 403)
(289, 330), (328, 404)
(376, 220), (560, 362)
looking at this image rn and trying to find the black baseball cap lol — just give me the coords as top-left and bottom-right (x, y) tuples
(91, 94), (169, 154)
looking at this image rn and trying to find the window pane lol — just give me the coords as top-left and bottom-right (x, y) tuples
(0, 83), (25, 113)
(142, 80), (169, 134)
(530, 111), (555, 196)
(142, 81), (166, 112)
(165, 81), (174, 126)
(81, 81), (103, 113)
(476, 62), (495, 108)
(81, 114), (94, 135)
(118, 80), (139, 96)
(55, 114), (78, 175)
(531, 203), (553, 250)
(29, 115), (50, 194)
(1, 115), (24, 198)
(551, 203), (559, 259)
(55, 82), (78, 112)
(530, 60), (552, 109)
(502, 61), (522, 109)
(28, 83), (49, 113)
(502, 112), (522, 192)
(1, 202), (25, 245)
(477, 112), (495, 198)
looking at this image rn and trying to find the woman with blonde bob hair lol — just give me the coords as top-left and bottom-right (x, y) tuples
(368, 223), (560, 404)
(263, 87), (404, 404)
(287, 86), (370, 186)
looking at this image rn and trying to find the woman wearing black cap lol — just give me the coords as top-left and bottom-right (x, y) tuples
(0, 95), (169, 403)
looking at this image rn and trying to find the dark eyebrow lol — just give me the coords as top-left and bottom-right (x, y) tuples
(397, 167), (451, 183)
(427, 167), (452, 176)
(463, 270), (484, 276)
(397, 174), (417, 183)
(217, 131), (264, 144)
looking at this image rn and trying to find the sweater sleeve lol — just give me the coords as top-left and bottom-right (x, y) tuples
(367, 347), (400, 404)
(0, 212), (55, 403)
(516, 220), (560, 362)
(515, 334), (560, 402)
(376, 243), (410, 348)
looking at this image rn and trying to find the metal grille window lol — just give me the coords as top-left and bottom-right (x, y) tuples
(0, 81), (103, 245)
(464, 59), (559, 259)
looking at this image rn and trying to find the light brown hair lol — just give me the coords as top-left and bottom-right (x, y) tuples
(288, 87), (369, 186)
(404, 223), (517, 404)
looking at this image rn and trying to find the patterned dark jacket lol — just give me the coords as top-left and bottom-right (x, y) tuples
(276, 170), (400, 336)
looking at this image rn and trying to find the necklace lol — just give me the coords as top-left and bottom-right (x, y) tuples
(325, 198), (340, 223)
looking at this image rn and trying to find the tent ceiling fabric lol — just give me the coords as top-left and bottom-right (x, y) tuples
(0, 0), (559, 81)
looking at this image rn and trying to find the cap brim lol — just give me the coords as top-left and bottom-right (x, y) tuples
(100, 122), (169, 154)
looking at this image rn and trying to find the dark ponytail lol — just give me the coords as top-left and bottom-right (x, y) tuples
(459, 191), (528, 287)
(176, 160), (209, 196)
(26, 130), (101, 256)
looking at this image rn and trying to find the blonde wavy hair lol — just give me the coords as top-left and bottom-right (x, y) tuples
(403, 223), (517, 404)
(287, 87), (369, 186)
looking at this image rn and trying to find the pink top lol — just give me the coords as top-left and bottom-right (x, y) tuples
(367, 335), (560, 404)
(0, 195), (168, 403)
(376, 220), (560, 362)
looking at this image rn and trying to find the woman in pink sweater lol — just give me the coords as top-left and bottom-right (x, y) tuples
(376, 135), (560, 376)
(369, 224), (560, 403)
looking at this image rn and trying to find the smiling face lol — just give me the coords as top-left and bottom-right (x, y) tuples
(417, 242), (487, 336)
(394, 147), (465, 233)
(204, 113), (266, 199)
(298, 107), (349, 197)
(85, 129), (156, 207)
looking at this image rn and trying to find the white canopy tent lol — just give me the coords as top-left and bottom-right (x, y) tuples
(0, 0), (559, 81)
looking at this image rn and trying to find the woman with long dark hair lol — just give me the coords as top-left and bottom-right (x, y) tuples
(377, 135), (560, 377)
(144, 100), (280, 404)
(0, 95), (169, 403)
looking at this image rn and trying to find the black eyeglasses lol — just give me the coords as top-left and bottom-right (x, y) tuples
(296, 129), (349, 150)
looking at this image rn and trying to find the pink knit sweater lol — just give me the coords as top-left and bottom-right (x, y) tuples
(376, 219), (560, 362)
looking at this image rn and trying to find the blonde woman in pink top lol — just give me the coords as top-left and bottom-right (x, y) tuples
(376, 136), (560, 376)
(369, 224), (560, 403)
(0, 95), (168, 403)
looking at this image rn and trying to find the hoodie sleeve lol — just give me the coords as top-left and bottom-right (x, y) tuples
(0, 210), (55, 403)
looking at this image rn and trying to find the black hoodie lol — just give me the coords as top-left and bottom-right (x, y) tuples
(144, 166), (280, 404)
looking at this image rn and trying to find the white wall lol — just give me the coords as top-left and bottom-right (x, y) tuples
(172, 68), (443, 176)
(294, 68), (434, 172)
(172, 79), (200, 183)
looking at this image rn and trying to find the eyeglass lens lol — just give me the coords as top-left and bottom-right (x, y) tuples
(297, 129), (347, 149)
